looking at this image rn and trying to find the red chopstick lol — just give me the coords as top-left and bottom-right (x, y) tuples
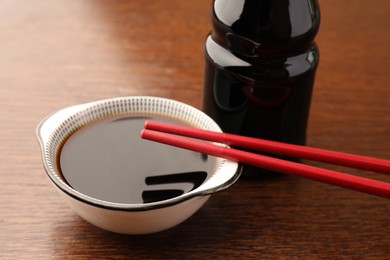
(141, 120), (390, 199)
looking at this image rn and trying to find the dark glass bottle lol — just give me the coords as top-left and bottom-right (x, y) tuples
(202, 0), (320, 174)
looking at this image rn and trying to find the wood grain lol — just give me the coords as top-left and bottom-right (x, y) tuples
(1, 0), (389, 258)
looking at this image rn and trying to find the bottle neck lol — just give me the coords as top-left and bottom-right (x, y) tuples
(211, 0), (320, 56)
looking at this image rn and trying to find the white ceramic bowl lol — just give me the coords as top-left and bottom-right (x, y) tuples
(36, 96), (241, 234)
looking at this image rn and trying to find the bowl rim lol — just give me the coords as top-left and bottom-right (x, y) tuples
(36, 96), (241, 211)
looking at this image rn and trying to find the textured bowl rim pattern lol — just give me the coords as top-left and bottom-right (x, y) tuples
(36, 96), (241, 211)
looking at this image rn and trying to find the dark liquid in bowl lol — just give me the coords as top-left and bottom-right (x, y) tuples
(59, 116), (213, 204)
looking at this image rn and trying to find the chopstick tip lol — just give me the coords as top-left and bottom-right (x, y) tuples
(144, 120), (152, 129)
(140, 129), (147, 139)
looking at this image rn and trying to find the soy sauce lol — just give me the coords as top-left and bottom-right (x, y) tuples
(59, 117), (211, 204)
(203, 0), (320, 149)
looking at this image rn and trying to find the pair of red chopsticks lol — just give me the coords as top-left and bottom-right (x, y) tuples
(141, 120), (390, 199)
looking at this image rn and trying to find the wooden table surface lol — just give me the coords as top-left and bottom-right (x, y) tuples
(1, 0), (389, 258)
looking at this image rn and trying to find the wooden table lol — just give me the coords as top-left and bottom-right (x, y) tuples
(1, 0), (389, 258)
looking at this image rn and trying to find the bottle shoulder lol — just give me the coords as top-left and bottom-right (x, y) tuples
(205, 36), (319, 79)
